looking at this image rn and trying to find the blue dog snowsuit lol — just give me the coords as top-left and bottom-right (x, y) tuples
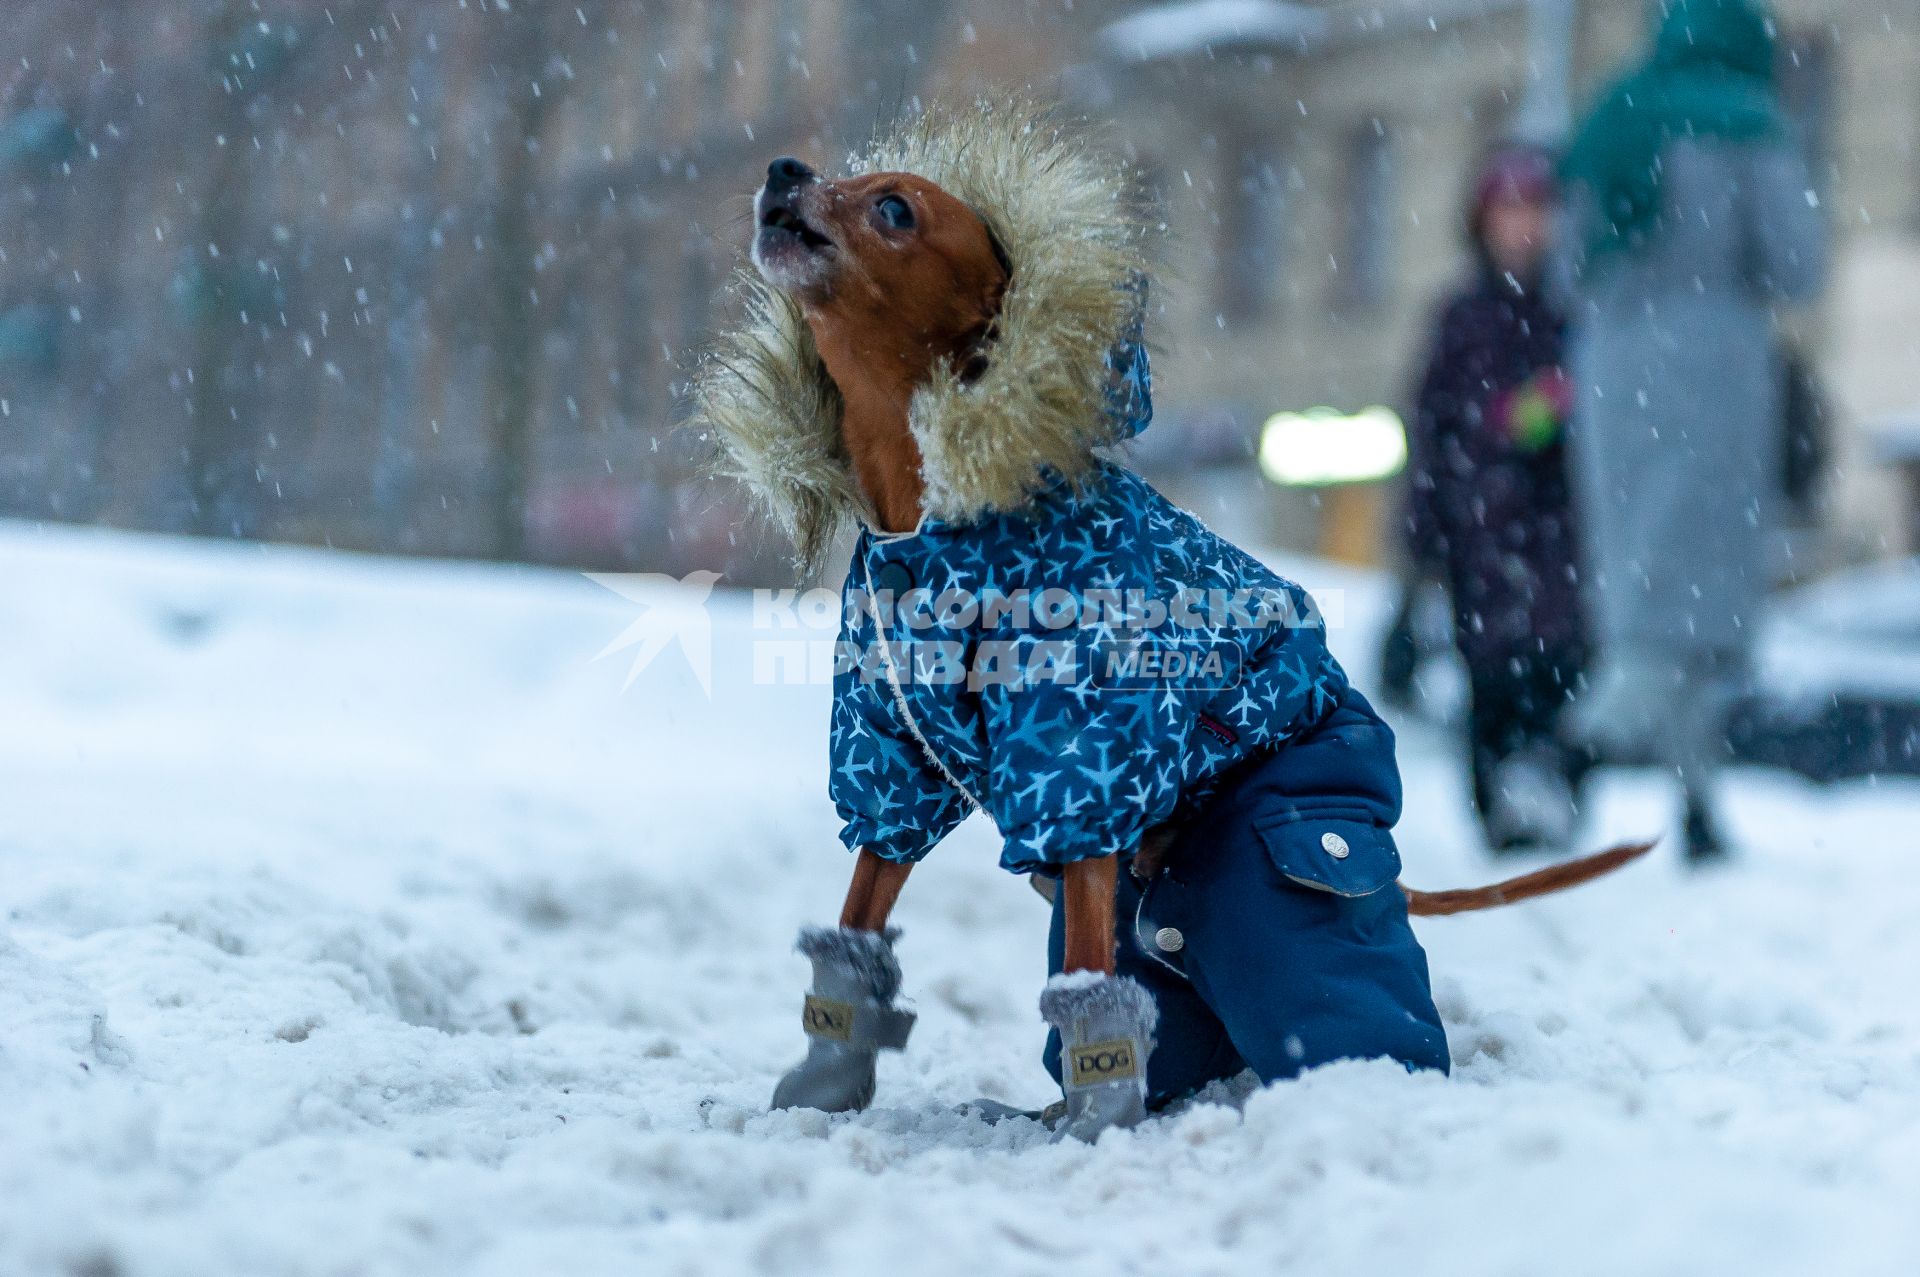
(828, 418), (1450, 1106)
(698, 105), (1446, 1134)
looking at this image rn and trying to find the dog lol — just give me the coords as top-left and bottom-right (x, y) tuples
(695, 105), (1648, 1140)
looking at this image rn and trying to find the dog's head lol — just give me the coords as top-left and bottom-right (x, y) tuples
(751, 157), (1011, 382)
(700, 111), (1147, 562)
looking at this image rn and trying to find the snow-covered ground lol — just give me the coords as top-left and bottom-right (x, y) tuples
(4, 519), (1919, 1277)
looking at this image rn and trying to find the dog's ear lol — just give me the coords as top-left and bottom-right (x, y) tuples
(958, 218), (1013, 386)
(957, 324), (996, 385)
(984, 221), (1014, 284)
(955, 283), (1007, 386)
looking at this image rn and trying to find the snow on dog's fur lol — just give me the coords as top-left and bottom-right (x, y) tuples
(692, 100), (1149, 568)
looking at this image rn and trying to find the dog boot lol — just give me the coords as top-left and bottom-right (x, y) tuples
(1040, 971), (1158, 1143)
(770, 926), (915, 1113)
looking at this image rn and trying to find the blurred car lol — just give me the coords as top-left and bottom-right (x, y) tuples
(1389, 557), (1920, 783)
(1736, 558), (1920, 781)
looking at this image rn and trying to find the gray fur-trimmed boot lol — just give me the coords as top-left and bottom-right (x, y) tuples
(770, 926), (916, 1113)
(1040, 971), (1158, 1143)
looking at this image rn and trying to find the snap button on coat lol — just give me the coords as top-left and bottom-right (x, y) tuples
(1321, 831), (1351, 859)
(872, 561), (914, 598)
(1154, 927), (1185, 953)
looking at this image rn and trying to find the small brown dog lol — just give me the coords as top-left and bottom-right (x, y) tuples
(703, 106), (1647, 1138)
(752, 152), (1147, 981)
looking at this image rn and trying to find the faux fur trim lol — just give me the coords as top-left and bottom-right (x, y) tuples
(691, 99), (1151, 568)
(1038, 972), (1160, 1040)
(692, 285), (856, 570)
(795, 925), (903, 1004)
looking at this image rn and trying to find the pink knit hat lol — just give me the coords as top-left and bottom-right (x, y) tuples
(1468, 145), (1557, 238)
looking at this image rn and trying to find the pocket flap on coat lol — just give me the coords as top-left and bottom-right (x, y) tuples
(1253, 812), (1402, 898)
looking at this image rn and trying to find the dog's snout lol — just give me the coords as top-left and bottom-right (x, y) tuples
(765, 156), (814, 194)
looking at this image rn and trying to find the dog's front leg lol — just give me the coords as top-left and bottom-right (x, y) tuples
(838, 847), (913, 930)
(770, 849), (917, 1114)
(1043, 854), (1158, 1142)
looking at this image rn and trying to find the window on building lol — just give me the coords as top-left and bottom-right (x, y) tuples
(1333, 116), (1396, 314)
(705, 2), (741, 117)
(1471, 88), (1518, 157)
(1216, 139), (1289, 324)
(770, 0), (808, 116)
(1776, 28), (1838, 203)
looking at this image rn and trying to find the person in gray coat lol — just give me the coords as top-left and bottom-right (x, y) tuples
(1559, 0), (1827, 862)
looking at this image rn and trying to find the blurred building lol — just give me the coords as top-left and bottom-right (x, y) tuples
(1084, 0), (1920, 565)
(2, 1), (1916, 581)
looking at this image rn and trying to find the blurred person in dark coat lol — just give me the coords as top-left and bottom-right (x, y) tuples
(1560, 0), (1827, 863)
(1405, 145), (1589, 852)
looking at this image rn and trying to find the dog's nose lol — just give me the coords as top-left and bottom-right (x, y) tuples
(765, 156), (814, 194)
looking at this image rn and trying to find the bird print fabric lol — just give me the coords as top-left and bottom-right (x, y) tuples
(828, 343), (1356, 874)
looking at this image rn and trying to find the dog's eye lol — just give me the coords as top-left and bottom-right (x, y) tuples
(875, 194), (915, 231)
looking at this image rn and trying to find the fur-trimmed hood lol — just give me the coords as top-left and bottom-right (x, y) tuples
(691, 101), (1152, 568)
